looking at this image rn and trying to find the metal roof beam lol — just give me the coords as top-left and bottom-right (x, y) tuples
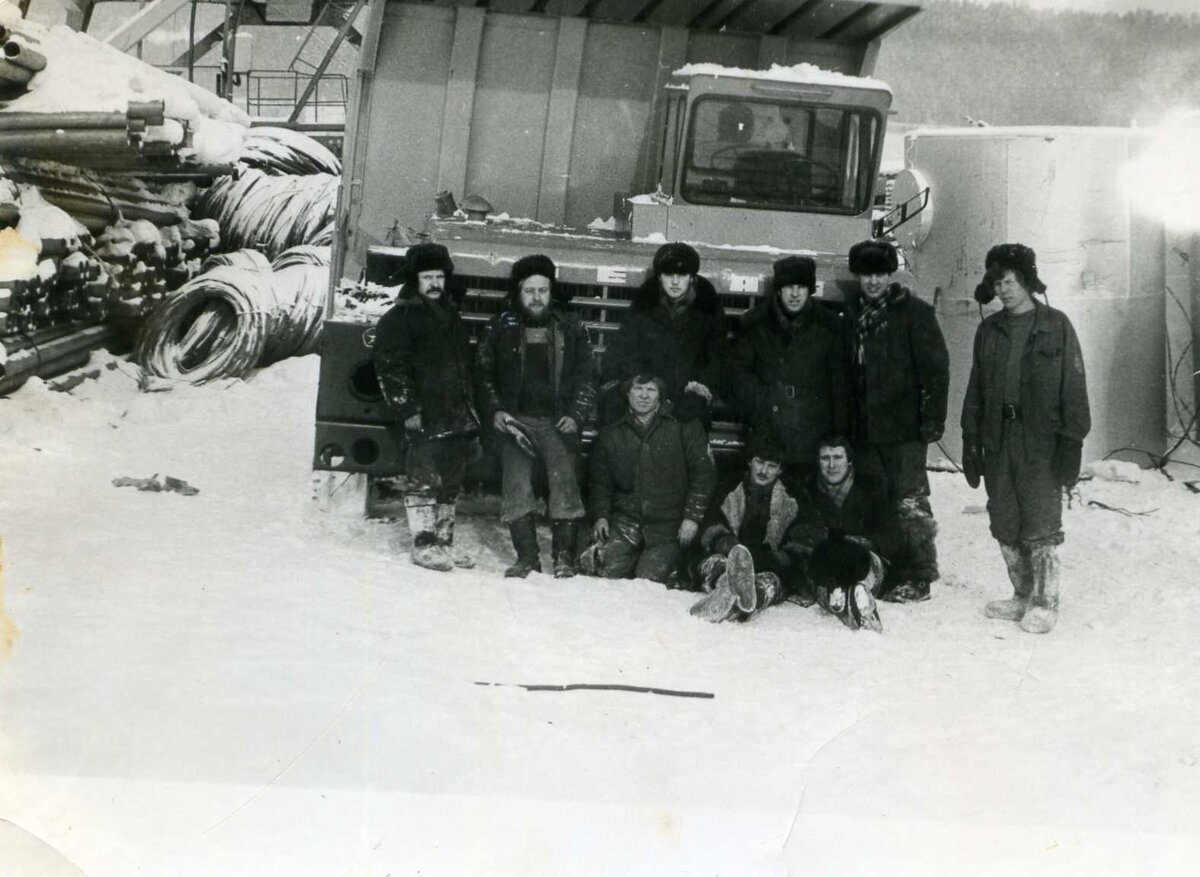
(861, 4), (919, 42)
(104, 0), (193, 52)
(766, 0), (821, 37)
(820, 2), (878, 40)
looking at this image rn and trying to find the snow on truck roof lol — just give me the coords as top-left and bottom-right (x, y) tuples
(673, 62), (892, 95)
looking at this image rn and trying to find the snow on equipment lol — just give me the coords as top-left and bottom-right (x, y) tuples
(192, 168), (337, 260)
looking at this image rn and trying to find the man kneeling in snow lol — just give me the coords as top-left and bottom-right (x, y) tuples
(786, 434), (887, 631)
(687, 432), (803, 623)
(585, 374), (716, 583)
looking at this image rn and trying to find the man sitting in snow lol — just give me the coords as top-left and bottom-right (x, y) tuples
(686, 431), (804, 623)
(786, 434), (888, 631)
(372, 242), (480, 573)
(585, 374), (716, 584)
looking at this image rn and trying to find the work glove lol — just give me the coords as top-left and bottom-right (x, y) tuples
(495, 411), (538, 458)
(1052, 437), (1083, 488)
(962, 442), (983, 489)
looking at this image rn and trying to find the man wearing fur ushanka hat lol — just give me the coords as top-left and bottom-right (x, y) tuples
(600, 242), (728, 426)
(731, 254), (849, 491)
(843, 239), (950, 604)
(475, 254), (595, 580)
(961, 243), (1090, 635)
(373, 242), (480, 573)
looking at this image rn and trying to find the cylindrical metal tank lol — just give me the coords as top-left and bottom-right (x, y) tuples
(895, 127), (1166, 466)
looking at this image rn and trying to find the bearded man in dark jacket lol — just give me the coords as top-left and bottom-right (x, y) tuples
(373, 242), (480, 573)
(600, 242), (728, 426)
(475, 254), (595, 579)
(587, 375), (716, 584)
(731, 255), (849, 491)
(962, 244), (1090, 635)
(844, 239), (950, 603)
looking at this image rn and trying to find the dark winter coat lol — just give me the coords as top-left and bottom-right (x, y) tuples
(786, 471), (891, 555)
(474, 306), (596, 427)
(844, 283), (950, 446)
(731, 296), (850, 464)
(600, 275), (728, 422)
(589, 410), (716, 532)
(373, 295), (479, 439)
(961, 302), (1090, 460)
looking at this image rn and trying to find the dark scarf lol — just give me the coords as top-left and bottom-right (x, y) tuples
(855, 289), (894, 365)
(661, 284), (696, 323)
(819, 467), (855, 509)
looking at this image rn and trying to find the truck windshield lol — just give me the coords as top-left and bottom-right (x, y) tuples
(680, 97), (880, 214)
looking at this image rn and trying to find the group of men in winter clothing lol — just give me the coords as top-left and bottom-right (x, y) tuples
(371, 235), (1088, 635)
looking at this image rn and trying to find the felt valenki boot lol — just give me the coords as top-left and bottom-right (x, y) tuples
(405, 496), (453, 572)
(505, 514), (541, 578)
(550, 519), (578, 579)
(1020, 542), (1061, 634)
(985, 542), (1032, 620)
(435, 502), (475, 568)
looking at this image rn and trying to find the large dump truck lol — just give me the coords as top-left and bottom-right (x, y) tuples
(314, 0), (922, 477)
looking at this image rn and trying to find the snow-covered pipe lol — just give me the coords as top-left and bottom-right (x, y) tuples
(0, 58), (31, 86)
(0, 129), (131, 154)
(0, 112), (129, 130)
(126, 101), (165, 127)
(3, 39), (47, 73)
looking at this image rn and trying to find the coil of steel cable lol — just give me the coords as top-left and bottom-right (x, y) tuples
(137, 246), (330, 382)
(138, 264), (273, 383)
(240, 127), (342, 176)
(263, 245), (328, 363)
(192, 169), (337, 260)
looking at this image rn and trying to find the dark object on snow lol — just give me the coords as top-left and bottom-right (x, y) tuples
(475, 681), (714, 699)
(112, 474), (199, 496)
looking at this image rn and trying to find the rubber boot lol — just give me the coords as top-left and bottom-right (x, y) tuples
(689, 572), (739, 622)
(435, 502), (475, 569)
(754, 571), (784, 609)
(695, 554), (727, 593)
(1021, 542), (1061, 634)
(985, 542), (1032, 620)
(405, 497), (453, 572)
(505, 514), (541, 578)
(550, 520), (578, 578)
(849, 582), (883, 632)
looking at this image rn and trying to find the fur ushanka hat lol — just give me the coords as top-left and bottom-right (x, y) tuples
(848, 240), (899, 276)
(985, 243), (1047, 294)
(772, 255), (816, 291)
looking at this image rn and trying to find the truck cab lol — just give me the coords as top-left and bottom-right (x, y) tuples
(635, 65), (891, 254)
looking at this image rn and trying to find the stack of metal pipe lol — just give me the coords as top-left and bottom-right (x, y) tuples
(0, 26), (46, 91)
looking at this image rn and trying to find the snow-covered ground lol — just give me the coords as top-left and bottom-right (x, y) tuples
(1, 354), (1199, 876)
